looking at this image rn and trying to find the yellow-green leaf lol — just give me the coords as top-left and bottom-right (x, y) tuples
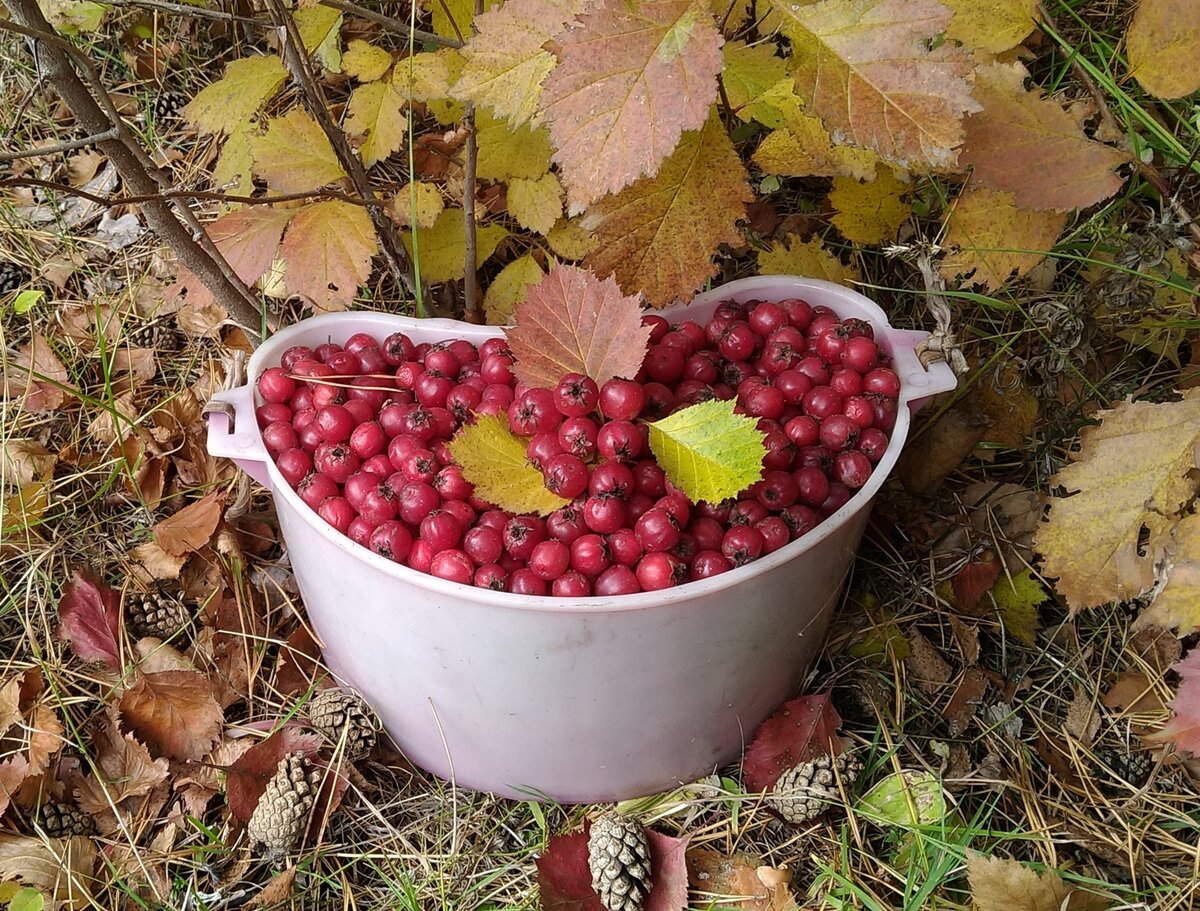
(942, 0), (1037, 54)
(1127, 0), (1200, 100)
(393, 51), (452, 102)
(427, 49), (468, 124)
(940, 187), (1067, 291)
(1111, 249), (1194, 365)
(991, 569), (1047, 646)
(476, 111), (554, 181)
(446, 415), (568, 516)
(296, 5), (342, 71)
(749, 80), (878, 179)
(857, 770), (945, 826)
(484, 254), (544, 325)
(506, 173), (563, 235)
(342, 39), (394, 81)
(183, 55), (287, 135)
(345, 80), (408, 168)
(545, 219), (598, 260)
(250, 109), (346, 193)
(393, 182), (445, 229)
(647, 400), (766, 504)
(722, 40), (787, 117)
(757, 234), (861, 284)
(429, 0), (480, 42)
(7, 886), (44, 911)
(401, 208), (509, 284)
(828, 164), (912, 245)
(212, 123), (256, 200)
(40, 0), (105, 34)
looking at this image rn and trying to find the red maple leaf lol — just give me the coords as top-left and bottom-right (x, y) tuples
(57, 568), (122, 670)
(952, 556), (1002, 613)
(1150, 649), (1200, 755)
(537, 825), (689, 911)
(743, 692), (845, 792)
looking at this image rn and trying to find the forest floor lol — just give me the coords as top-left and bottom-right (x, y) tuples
(2, 0), (1199, 909)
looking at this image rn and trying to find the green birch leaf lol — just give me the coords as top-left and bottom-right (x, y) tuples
(647, 400), (766, 504)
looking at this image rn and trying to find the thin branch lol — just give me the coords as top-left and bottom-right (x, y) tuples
(0, 128), (118, 161)
(459, 0), (484, 323)
(1, 175), (387, 209)
(104, 0), (263, 24)
(317, 0), (462, 49)
(268, 0), (420, 299)
(0, 5), (267, 334)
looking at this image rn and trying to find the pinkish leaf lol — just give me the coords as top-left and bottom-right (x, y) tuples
(57, 568), (122, 670)
(537, 825), (689, 911)
(226, 726), (322, 823)
(951, 557), (1002, 613)
(1149, 648), (1200, 755)
(743, 692), (844, 792)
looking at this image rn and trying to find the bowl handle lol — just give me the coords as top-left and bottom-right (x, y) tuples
(204, 385), (271, 487)
(888, 329), (959, 412)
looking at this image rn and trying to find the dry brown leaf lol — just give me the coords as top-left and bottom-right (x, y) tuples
(942, 668), (988, 736)
(897, 398), (992, 494)
(246, 866), (299, 909)
(134, 639), (197, 675)
(687, 848), (799, 911)
(904, 630), (952, 694)
(118, 670), (223, 761)
(1, 440), (56, 487)
(0, 835), (96, 909)
(0, 678), (20, 739)
(87, 391), (139, 446)
(1064, 687), (1100, 745)
(965, 852), (1109, 911)
(153, 492), (225, 557)
(128, 541), (187, 584)
(4, 334), (74, 414)
(76, 710), (169, 813)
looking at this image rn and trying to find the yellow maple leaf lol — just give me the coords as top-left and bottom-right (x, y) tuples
(942, 0), (1037, 54)
(1138, 514), (1200, 635)
(392, 182), (445, 229)
(1127, 0), (1200, 99)
(545, 219), (598, 260)
(748, 80), (878, 179)
(250, 110), (346, 193)
(402, 208), (509, 284)
(183, 55), (287, 136)
(476, 111), (554, 181)
(342, 40), (394, 82)
(828, 164), (912, 245)
(1034, 390), (1200, 613)
(757, 234), (861, 284)
(940, 187), (1068, 291)
(582, 111), (753, 307)
(344, 80), (407, 168)
(446, 415), (568, 516)
(484, 254), (544, 325)
(506, 173), (563, 235)
(965, 853), (1108, 911)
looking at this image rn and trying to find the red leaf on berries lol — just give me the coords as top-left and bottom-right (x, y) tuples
(226, 725), (322, 823)
(57, 568), (122, 670)
(1149, 648), (1200, 755)
(507, 263), (652, 390)
(537, 824), (690, 911)
(743, 692), (845, 792)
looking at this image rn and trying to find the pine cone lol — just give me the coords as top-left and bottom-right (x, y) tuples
(587, 812), (652, 911)
(126, 589), (192, 640)
(306, 688), (377, 761)
(769, 752), (863, 824)
(127, 320), (181, 351)
(152, 89), (187, 121)
(246, 751), (319, 858)
(40, 800), (96, 837)
(1, 261), (29, 296)
(1094, 747), (1153, 792)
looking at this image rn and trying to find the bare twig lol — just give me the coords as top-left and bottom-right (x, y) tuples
(1, 175), (388, 209)
(317, 0), (462, 49)
(268, 0), (420, 298)
(104, 0), (263, 24)
(461, 101), (480, 323)
(0, 128), (118, 161)
(1, 5), (266, 334)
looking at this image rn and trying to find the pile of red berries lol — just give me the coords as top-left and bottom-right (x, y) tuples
(254, 297), (901, 597)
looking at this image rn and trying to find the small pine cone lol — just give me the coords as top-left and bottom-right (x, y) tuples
(126, 589), (192, 640)
(1, 261), (29, 295)
(587, 812), (652, 911)
(127, 320), (181, 351)
(40, 800), (96, 837)
(152, 89), (187, 121)
(306, 688), (377, 761)
(1094, 747), (1153, 791)
(769, 752), (863, 824)
(246, 751), (319, 858)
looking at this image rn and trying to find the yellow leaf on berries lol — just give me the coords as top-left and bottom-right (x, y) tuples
(539, 0), (724, 213)
(484, 254), (544, 325)
(507, 173), (563, 235)
(508, 263), (652, 388)
(345, 80), (408, 167)
(476, 111), (554, 181)
(1139, 514), (1200, 636)
(545, 219), (598, 260)
(648, 400), (766, 504)
(582, 111), (752, 307)
(757, 235), (861, 284)
(1127, 0), (1200, 100)
(940, 187), (1067, 290)
(342, 39), (394, 81)
(447, 415), (569, 516)
(771, 0), (979, 168)
(991, 569), (1047, 646)
(183, 55), (287, 135)
(722, 41), (787, 118)
(1034, 390), (1200, 613)
(828, 164), (911, 244)
(250, 109), (346, 193)
(942, 0), (1037, 54)
(280, 201), (378, 311)
(749, 80), (878, 179)
(401, 208), (509, 284)
(394, 51), (452, 102)
(452, 0), (583, 125)
(392, 182), (445, 229)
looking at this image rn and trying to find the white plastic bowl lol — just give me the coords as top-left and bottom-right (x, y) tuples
(206, 276), (956, 802)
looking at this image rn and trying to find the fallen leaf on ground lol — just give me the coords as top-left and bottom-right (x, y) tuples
(940, 187), (1067, 291)
(991, 570), (1047, 646)
(904, 630), (952, 694)
(3, 335), (73, 414)
(686, 848), (798, 911)
(226, 727), (323, 823)
(966, 852), (1110, 911)
(942, 669), (988, 736)
(0, 835), (96, 910)
(118, 670), (223, 761)
(896, 398), (992, 494)
(1126, 0), (1200, 99)
(828, 164), (911, 245)
(57, 569), (122, 670)
(756, 235), (861, 284)
(1137, 513), (1200, 635)
(1148, 649), (1200, 756)
(951, 556), (1002, 614)
(246, 866), (298, 909)
(537, 825), (689, 911)
(153, 492), (225, 557)
(743, 692), (844, 791)
(76, 709), (169, 812)
(1064, 687), (1100, 745)
(1, 440), (56, 487)
(857, 770), (945, 827)
(274, 625), (325, 696)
